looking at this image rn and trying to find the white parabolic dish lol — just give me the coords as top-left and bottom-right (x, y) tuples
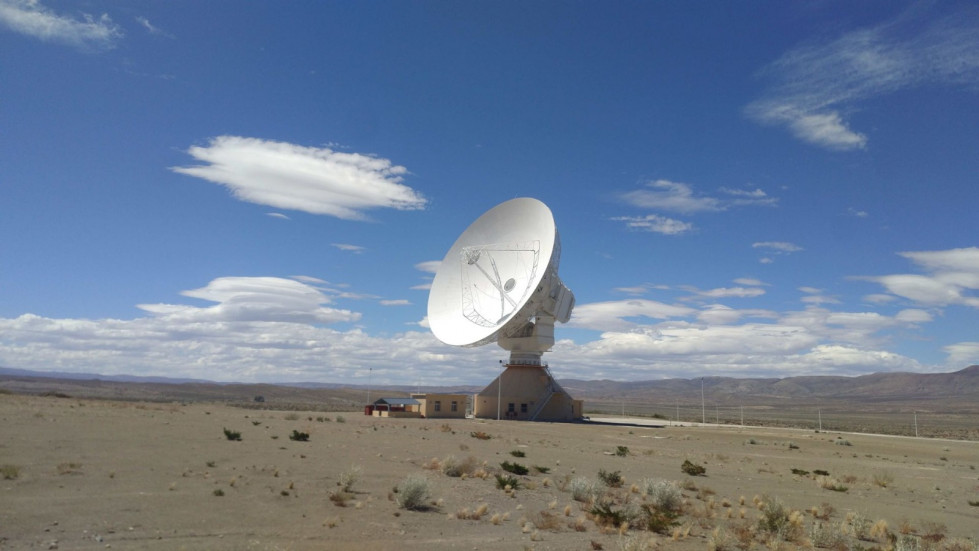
(428, 197), (572, 349)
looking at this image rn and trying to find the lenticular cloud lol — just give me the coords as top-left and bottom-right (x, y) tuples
(172, 136), (427, 220)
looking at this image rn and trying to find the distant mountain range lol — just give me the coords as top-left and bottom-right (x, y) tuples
(2, 365), (977, 410)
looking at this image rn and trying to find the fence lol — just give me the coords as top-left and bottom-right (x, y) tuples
(583, 400), (979, 441)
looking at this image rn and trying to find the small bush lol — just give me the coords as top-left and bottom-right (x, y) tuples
(223, 428), (242, 441)
(251, 420), (262, 426)
(396, 475), (431, 510)
(590, 502), (627, 527)
(1, 464), (20, 480)
(495, 473), (520, 490)
(643, 479), (682, 511)
(284, 413), (300, 421)
(835, 439), (852, 446)
(531, 510), (562, 531)
(569, 477), (599, 502)
(788, 442), (800, 450)
(335, 415), (346, 423)
(615, 446), (630, 457)
(681, 460), (706, 476)
(470, 431), (491, 440)
(338, 466), (361, 491)
(598, 469), (623, 488)
(873, 471), (894, 488)
(813, 469), (830, 476)
(790, 468), (809, 476)
(442, 455), (478, 478)
(510, 450), (526, 457)
(501, 461), (529, 475)
(642, 504), (681, 534)
(289, 430), (310, 441)
(213, 488), (225, 496)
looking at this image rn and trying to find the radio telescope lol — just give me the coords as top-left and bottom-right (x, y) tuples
(428, 198), (580, 421)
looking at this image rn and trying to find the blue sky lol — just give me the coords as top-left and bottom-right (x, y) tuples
(2, 1), (978, 386)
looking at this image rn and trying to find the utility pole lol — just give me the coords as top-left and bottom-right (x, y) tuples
(701, 377), (706, 425)
(914, 411), (918, 437)
(497, 360), (503, 421)
(367, 367), (372, 405)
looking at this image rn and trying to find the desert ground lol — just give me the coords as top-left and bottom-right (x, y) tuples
(2, 393), (977, 550)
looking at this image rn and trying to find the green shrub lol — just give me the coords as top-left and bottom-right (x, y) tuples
(223, 428), (242, 441)
(500, 461), (529, 475)
(335, 415), (346, 423)
(510, 450), (526, 457)
(289, 430), (310, 442)
(791, 468), (810, 476)
(213, 489), (225, 496)
(470, 431), (491, 440)
(681, 459), (706, 476)
(642, 504), (681, 534)
(1, 464), (20, 480)
(615, 445), (630, 457)
(813, 469), (830, 476)
(590, 502), (627, 527)
(598, 469), (623, 487)
(395, 475), (431, 510)
(495, 473), (520, 490)
(533, 465), (550, 474)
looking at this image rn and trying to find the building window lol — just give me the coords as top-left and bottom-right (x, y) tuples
(508, 403), (515, 413)
(434, 401), (441, 412)
(450, 401), (458, 412)
(520, 403), (528, 413)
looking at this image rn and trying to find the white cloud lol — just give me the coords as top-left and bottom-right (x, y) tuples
(895, 309), (933, 324)
(621, 180), (721, 213)
(414, 260), (441, 274)
(171, 136), (427, 221)
(567, 300), (697, 331)
(266, 212), (290, 220)
(689, 287), (766, 299)
(613, 285), (651, 295)
(847, 207), (869, 218)
(0, 0), (121, 50)
(745, 4), (979, 149)
(863, 293), (896, 304)
(380, 299), (411, 306)
(944, 342), (979, 367)
(332, 243), (365, 254)
(135, 16), (172, 38)
(137, 276), (360, 325)
(859, 248), (979, 308)
(753, 241), (803, 253)
(733, 278), (767, 287)
(612, 214), (693, 236)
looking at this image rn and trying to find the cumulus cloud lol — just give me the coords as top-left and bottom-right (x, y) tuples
(745, 4), (979, 149)
(0, 0), (122, 50)
(612, 214), (693, 235)
(172, 136), (427, 221)
(135, 16), (172, 38)
(859, 247), (979, 308)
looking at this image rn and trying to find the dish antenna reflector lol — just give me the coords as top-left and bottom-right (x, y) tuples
(428, 197), (575, 366)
